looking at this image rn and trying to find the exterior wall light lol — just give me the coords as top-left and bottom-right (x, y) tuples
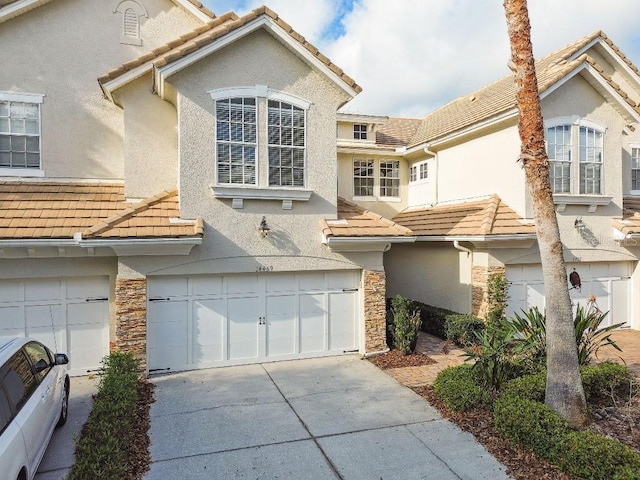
(574, 217), (586, 233)
(259, 216), (271, 238)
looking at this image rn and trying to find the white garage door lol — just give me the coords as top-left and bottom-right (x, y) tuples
(506, 262), (631, 327)
(147, 271), (361, 373)
(0, 277), (110, 376)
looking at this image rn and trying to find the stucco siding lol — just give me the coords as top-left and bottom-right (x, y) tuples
(0, 0), (201, 180)
(435, 124), (527, 216)
(385, 243), (471, 314)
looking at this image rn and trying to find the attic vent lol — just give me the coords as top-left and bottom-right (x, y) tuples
(114, 0), (148, 47)
(469, 94), (477, 102)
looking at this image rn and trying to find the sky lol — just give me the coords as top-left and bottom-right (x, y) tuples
(201, 0), (640, 118)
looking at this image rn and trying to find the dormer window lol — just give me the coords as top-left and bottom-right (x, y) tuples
(114, 1), (148, 46)
(353, 124), (367, 140)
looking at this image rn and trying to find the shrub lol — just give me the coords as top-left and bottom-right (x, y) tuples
(506, 302), (624, 366)
(581, 361), (636, 402)
(433, 364), (491, 411)
(463, 326), (522, 391)
(494, 394), (568, 458)
(69, 352), (142, 480)
(444, 314), (485, 347)
(390, 295), (420, 355)
(487, 272), (509, 326)
(500, 370), (546, 402)
(413, 301), (456, 338)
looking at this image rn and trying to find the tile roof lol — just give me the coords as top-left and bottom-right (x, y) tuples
(613, 197), (640, 236)
(375, 117), (422, 147)
(0, 182), (202, 240)
(99, 6), (361, 95)
(320, 198), (413, 238)
(408, 31), (640, 146)
(393, 195), (536, 237)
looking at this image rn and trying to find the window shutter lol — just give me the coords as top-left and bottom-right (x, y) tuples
(123, 8), (139, 39)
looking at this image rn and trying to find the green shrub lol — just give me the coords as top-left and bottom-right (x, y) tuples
(390, 295), (420, 355)
(559, 431), (640, 480)
(463, 326), (522, 391)
(413, 301), (457, 338)
(494, 394), (568, 459)
(487, 272), (509, 326)
(506, 303), (624, 366)
(500, 370), (546, 402)
(69, 352), (142, 480)
(581, 361), (636, 402)
(444, 314), (485, 347)
(433, 364), (491, 411)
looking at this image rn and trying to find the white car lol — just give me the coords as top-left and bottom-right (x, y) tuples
(0, 337), (70, 480)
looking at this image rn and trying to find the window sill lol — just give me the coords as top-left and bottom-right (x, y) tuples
(0, 167), (44, 178)
(553, 194), (612, 212)
(379, 196), (402, 203)
(211, 185), (312, 210)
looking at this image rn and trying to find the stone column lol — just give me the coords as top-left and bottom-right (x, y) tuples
(363, 269), (387, 354)
(114, 277), (147, 370)
(471, 265), (506, 320)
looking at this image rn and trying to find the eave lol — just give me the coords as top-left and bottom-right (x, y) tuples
(322, 235), (415, 252)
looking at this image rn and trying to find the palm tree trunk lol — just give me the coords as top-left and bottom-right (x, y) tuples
(503, 0), (588, 428)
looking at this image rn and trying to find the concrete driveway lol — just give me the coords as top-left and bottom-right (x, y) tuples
(146, 356), (509, 480)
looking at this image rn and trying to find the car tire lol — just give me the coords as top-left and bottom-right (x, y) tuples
(56, 378), (69, 428)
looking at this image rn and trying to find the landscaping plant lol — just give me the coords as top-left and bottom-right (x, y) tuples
(390, 295), (421, 355)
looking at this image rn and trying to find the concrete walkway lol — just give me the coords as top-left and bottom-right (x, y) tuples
(35, 375), (99, 480)
(146, 356), (510, 480)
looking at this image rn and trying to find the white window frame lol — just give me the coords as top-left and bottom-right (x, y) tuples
(579, 124), (604, 195)
(631, 144), (640, 195)
(0, 91), (44, 178)
(409, 161), (428, 184)
(353, 159), (375, 198)
(409, 165), (417, 182)
(267, 99), (306, 188)
(379, 160), (400, 198)
(353, 123), (367, 140)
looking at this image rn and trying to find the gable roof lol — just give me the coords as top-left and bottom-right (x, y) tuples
(99, 6), (361, 102)
(320, 198), (413, 239)
(0, 0), (214, 23)
(0, 182), (203, 240)
(407, 31), (640, 147)
(393, 195), (536, 238)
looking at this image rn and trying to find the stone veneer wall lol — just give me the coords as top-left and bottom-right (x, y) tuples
(114, 278), (147, 370)
(471, 265), (506, 320)
(363, 269), (387, 354)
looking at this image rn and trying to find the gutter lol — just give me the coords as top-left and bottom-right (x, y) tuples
(416, 234), (537, 242)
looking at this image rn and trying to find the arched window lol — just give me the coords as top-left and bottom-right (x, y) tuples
(114, 1), (148, 46)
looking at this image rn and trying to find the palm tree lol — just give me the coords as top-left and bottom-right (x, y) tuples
(502, 0), (588, 427)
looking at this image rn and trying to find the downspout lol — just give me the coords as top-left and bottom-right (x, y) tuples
(453, 240), (473, 314)
(423, 145), (438, 206)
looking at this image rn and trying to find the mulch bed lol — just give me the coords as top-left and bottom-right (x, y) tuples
(368, 348), (640, 480)
(367, 349), (435, 369)
(128, 380), (155, 479)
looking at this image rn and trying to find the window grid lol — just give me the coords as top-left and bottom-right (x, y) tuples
(546, 125), (572, 194)
(409, 165), (417, 182)
(215, 97), (257, 185)
(632, 148), (640, 191)
(353, 124), (367, 140)
(380, 160), (400, 197)
(0, 100), (40, 169)
(419, 162), (428, 180)
(353, 159), (374, 197)
(579, 126), (603, 195)
(267, 100), (305, 187)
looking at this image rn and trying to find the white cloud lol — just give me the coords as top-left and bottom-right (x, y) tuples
(203, 0), (640, 117)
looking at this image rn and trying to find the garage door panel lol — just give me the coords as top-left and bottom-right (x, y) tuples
(65, 277), (108, 300)
(266, 295), (296, 357)
(612, 280), (629, 328)
(191, 276), (223, 296)
(228, 296), (259, 361)
(25, 304), (63, 328)
(266, 274), (296, 293)
(25, 280), (61, 301)
(193, 299), (225, 363)
(0, 305), (25, 331)
(148, 300), (189, 368)
(328, 292), (356, 351)
(298, 273), (325, 291)
(151, 277), (188, 297)
(0, 281), (20, 302)
(299, 294), (326, 354)
(326, 271), (358, 290)
(228, 275), (258, 294)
